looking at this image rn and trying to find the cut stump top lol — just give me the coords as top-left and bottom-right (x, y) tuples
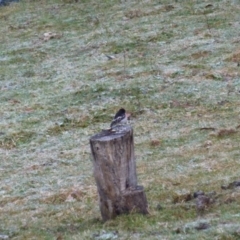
(90, 125), (132, 142)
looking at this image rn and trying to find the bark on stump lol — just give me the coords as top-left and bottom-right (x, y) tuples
(90, 125), (148, 221)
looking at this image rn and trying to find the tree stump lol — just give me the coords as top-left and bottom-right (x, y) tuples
(90, 125), (148, 221)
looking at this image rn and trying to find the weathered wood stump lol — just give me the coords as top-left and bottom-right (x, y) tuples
(90, 125), (148, 221)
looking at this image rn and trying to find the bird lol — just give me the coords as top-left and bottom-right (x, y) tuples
(110, 108), (130, 128)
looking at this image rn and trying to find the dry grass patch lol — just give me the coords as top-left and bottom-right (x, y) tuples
(1, 0), (240, 239)
(0, 131), (36, 149)
(226, 50), (240, 63)
(41, 185), (97, 204)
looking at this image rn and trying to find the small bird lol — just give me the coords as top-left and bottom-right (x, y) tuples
(110, 108), (130, 128)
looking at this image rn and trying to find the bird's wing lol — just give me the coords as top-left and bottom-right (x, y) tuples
(110, 115), (125, 127)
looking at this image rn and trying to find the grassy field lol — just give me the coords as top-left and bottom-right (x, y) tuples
(1, 0), (240, 239)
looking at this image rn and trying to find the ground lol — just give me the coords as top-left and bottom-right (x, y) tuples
(0, 0), (240, 239)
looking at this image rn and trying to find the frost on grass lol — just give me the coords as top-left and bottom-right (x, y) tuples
(0, 0), (240, 239)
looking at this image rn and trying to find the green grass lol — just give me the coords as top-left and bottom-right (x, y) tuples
(1, 0), (240, 239)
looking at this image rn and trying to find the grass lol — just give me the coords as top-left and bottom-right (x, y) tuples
(0, 0), (240, 239)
